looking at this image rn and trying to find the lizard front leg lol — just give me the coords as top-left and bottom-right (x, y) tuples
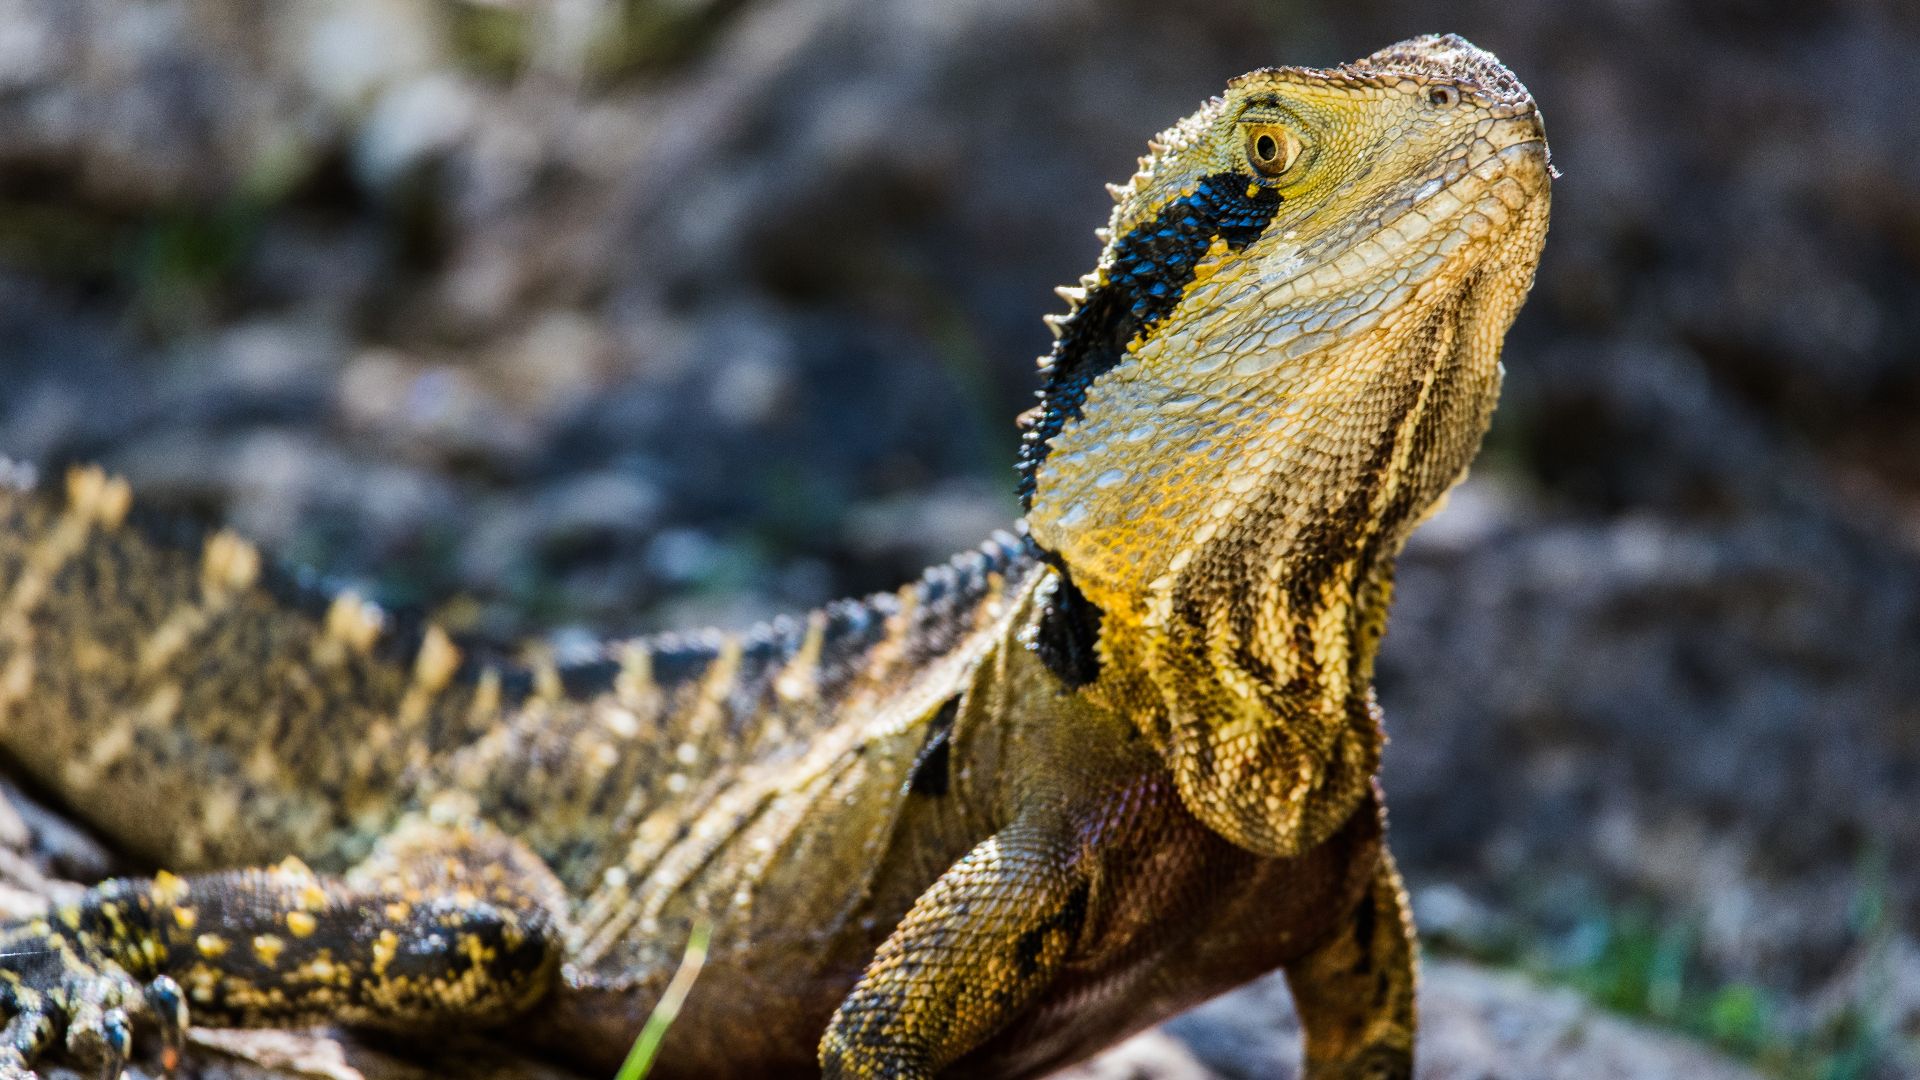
(1283, 846), (1417, 1080)
(0, 818), (565, 1078)
(819, 817), (1090, 1079)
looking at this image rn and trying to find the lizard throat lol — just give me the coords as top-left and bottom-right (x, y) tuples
(1016, 173), (1283, 511)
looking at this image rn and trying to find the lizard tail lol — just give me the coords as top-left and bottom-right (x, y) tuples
(0, 462), (491, 872)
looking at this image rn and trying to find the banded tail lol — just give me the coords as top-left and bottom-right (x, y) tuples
(0, 462), (1035, 886)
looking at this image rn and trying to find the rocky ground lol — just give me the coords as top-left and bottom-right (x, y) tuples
(15, 967), (1777, 1080)
(1, 0), (1917, 1076)
(0, 780), (1772, 1078)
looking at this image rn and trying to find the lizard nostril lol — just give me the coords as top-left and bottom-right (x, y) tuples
(1427, 85), (1459, 108)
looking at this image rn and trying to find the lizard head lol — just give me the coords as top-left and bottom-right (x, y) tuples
(1018, 35), (1552, 856)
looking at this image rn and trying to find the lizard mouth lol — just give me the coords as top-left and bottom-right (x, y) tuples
(1362, 130), (1550, 276)
(1495, 137), (1553, 194)
(1394, 131), (1550, 247)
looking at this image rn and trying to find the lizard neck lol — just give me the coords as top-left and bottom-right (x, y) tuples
(1031, 278), (1500, 705)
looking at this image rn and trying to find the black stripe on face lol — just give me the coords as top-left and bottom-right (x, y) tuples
(1016, 172), (1283, 509)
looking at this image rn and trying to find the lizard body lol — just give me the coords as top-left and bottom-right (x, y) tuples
(0, 34), (1549, 1079)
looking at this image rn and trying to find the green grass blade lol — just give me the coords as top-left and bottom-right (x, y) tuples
(613, 921), (713, 1080)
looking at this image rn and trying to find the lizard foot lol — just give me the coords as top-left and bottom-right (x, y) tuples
(1304, 1046), (1412, 1080)
(0, 911), (187, 1080)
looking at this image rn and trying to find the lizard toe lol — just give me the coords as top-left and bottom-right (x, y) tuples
(60, 964), (139, 1077)
(143, 975), (187, 1075)
(0, 998), (56, 1079)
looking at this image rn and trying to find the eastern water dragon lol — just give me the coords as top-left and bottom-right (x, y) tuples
(0, 33), (1551, 1080)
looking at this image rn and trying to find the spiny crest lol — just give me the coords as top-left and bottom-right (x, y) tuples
(1099, 99), (1224, 237)
(201, 530), (262, 596)
(1037, 270), (1103, 354)
(1031, 96), (1226, 371)
(411, 624), (463, 695)
(322, 592), (385, 658)
(64, 464), (133, 530)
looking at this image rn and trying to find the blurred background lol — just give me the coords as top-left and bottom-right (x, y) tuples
(0, 1), (1915, 1077)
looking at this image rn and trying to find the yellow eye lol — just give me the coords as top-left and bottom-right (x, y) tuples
(1243, 124), (1300, 178)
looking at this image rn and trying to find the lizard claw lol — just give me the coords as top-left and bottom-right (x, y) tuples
(145, 976), (187, 1076)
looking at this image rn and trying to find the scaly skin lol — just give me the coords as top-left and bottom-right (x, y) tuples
(0, 34), (1548, 1080)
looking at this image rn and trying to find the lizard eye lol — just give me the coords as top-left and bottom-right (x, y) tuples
(1243, 124), (1300, 178)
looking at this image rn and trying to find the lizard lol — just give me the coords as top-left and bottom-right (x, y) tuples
(0, 32), (1550, 1080)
